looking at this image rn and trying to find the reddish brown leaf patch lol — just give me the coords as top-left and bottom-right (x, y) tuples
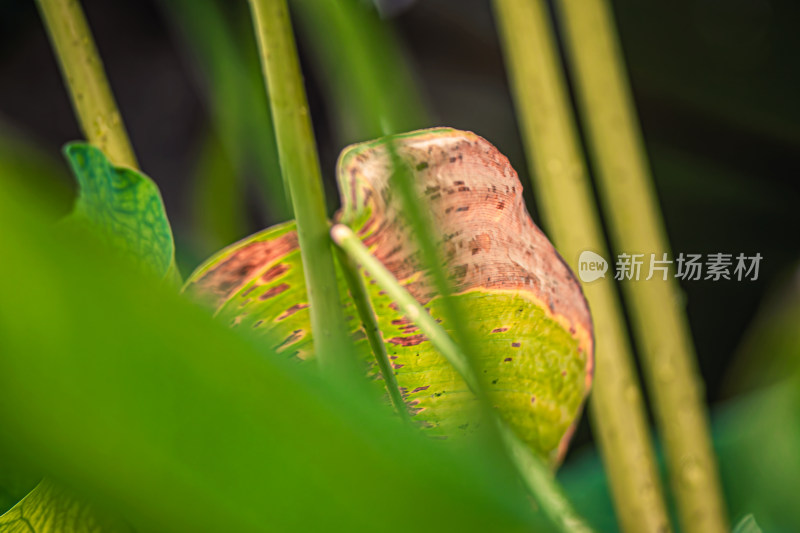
(260, 283), (290, 300)
(388, 334), (428, 347)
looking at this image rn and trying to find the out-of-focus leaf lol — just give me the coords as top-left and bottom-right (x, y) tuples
(0, 179), (545, 532)
(732, 514), (762, 533)
(560, 380), (800, 533)
(715, 379), (800, 533)
(0, 125), (72, 219)
(0, 127), (63, 516)
(185, 128), (593, 463)
(63, 143), (176, 278)
(723, 265), (800, 395)
(1, 142), (180, 529)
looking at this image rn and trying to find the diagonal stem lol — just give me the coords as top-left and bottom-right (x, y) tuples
(332, 223), (596, 533)
(36, 0), (137, 169)
(335, 247), (410, 422)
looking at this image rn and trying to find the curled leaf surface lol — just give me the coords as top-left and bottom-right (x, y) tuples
(185, 128), (593, 462)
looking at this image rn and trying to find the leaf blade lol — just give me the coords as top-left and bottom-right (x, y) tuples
(64, 143), (176, 278)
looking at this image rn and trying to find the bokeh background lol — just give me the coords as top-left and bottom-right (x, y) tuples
(1, 0), (799, 528)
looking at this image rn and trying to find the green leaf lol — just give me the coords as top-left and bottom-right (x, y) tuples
(0, 144), (178, 530)
(185, 128), (593, 463)
(63, 143), (176, 278)
(0, 178), (546, 532)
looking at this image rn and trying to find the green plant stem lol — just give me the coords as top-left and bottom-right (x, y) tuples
(248, 0), (353, 376)
(36, 0), (137, 169)
(553, 1), (728, 532)
(334, 247), (410, 422)
(491, 1), (671, 532)
(291, 0), (427, 141)
(332, 225), (478, 389)
(331, 224), (596, 533)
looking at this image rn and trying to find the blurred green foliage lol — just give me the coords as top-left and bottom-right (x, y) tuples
(162, 0), (287, 219)
(0, 176), (551, 532)
(292, 0), (428, 141)
(0, 0), (798, 530)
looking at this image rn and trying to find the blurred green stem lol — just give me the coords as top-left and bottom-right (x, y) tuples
(162, 0), (289, 220)
(554, 1), (728, 532)
(248, 0), (353, 375)
(332, 224), (595, 533)
(36, 0), (137, 169)
(291, 0), (427, 141)
(491, 1), (671, 532)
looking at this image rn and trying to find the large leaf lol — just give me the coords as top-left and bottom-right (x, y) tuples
(63, 143), (176, 278)
(185, 128), (593, 463)
(0, 176), (546, 532)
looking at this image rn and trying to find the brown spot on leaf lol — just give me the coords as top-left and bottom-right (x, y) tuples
(261, 263), (289, 283)
(388, 334), (428, 346)
(491, 327), (509, 333)
(511, 342), (521, 348)
(277, 303), (309, 320)
(260, 283), (290, 300)
(185, 230), (298, 306)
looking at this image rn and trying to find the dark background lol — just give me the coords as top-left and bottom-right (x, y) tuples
(1, 0), (798, 448)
